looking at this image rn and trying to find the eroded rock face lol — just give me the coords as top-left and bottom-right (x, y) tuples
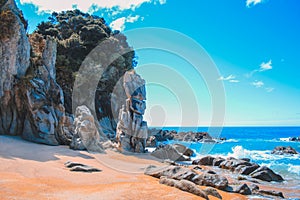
(0, 1), (71, 145)
(0, 0), (30, 135)
(70, 105), (107, 153)
(116, 70), (148, 153)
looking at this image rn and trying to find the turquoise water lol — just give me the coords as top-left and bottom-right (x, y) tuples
(154, 126), (300, 181)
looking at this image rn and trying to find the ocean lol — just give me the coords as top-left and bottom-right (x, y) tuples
(153, 126), (300, 195)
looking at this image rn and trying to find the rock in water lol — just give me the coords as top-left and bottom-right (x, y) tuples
(250, 166), (284, 182)
(271, 146), (298, 155)
(70, 105), (106, 153)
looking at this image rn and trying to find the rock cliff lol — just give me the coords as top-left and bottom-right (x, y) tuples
(0, 0), (147, 149)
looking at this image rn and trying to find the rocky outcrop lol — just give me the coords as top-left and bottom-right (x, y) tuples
(151, 144), (194, 161)
(149, 129), (222, 143)
(0, 0), (30, 135)
(116, 70), (148, 153)
(159, 177), (209, 199)
(193, 156), (284, 182)
(249, 166), (284, 182)
(144, 165), (229, 190)
(0, 0), (70, 145)
(271, 146), (298, 155)
(70, 105), (109, 153)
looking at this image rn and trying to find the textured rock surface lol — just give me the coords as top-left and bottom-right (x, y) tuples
(151, 144), (193, 161)
(0, 0), (30, 135)
(191, 173), (229, 190)
(159, 177), (209, 200)
(192, 156), (215, 166)
(271, 146), (298, 155)
(70, 105), (107, 153)
(203, 187), (222, 199)
(116, 70), (148, 153)
(250, 166), (284, 182)
(0, 0), (70, 145)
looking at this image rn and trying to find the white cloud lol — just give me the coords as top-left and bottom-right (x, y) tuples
(218, 75), (235, 81)
(20, 0), (166, 14)
(110, 15), (140, 31)
(252, 80), (264, 88)
(247, 59), (273, 77)
(218, 75), (239, 83)
(259, 60), (272, 71)
(266, 87), (274, 92)
(246, 0), (263, 7)
(229, 80), (240, 83)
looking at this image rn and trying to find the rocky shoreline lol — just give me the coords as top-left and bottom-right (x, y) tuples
(145, 142), (300, 199)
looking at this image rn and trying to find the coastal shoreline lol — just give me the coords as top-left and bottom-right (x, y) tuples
(1, 135), (299, 199)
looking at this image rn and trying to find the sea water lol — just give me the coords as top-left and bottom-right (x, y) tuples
(154, 126), (300, 194)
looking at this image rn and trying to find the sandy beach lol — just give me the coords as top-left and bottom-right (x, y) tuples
(0, 135), (250, 200)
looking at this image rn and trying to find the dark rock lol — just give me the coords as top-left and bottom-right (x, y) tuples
(159, 177), (209, 199)
(65, 161), (101, 172)
(238, 164), (260, 175)
(219, 158), (252, 171)
(64, 161), (86, 168)
(206, 170), (216, 174)
(289, 137), (300, 142)
(70, 165), (101, 172)
(213, 157), (225, 166)
(192, 166), (202, 171)
(234, 183), (252, 195)
(151, 144), (193, 161)
(192, 156), (215, 166)
(271, 146), (298, 155)
(250, 166), (284, 182)
(240, 158), (250, 162)
(144, 165), (197, 181)
(248, 184), (259, 193)
(173, 143), (194, 157)
(258, 190), (284, 198)
(192, 172), (229, 190)
(203, 187), (222, 199)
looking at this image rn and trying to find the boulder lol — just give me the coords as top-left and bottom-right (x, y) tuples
(258, 190), (284, 198)
(159, 177), (209, 199)
(192, 156), (215, 166)
(238, 164), (260, 175)
(203, 187), (222, 199)
(151, 144), (193, 161)
(144, 165), (197, 181)
(192, 172), (229, 190)
(271, 146), (298, 155)
(250, 166), (284, 182)
(233, 183), (252, 195)
(70, 105), (106, 153)
(213, 157), (225, 166)
(64, 161), (101, 173)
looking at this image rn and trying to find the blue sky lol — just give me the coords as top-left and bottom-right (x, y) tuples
(16, 0), (300, 126)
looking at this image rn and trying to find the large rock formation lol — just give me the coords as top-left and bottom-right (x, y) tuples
(70, 105), (108, 153)
(116, 69), (148, 153)
(0, 0), (70, 145)
(0, 0), (30, 135)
